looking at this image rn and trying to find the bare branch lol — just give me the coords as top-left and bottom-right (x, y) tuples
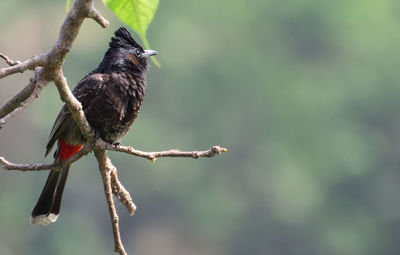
(0, 75), (36, 119)
(0, 54), (45, 79)
(111, 168), (136, 215)
(0, 143), (227, 171)
(88, 6), (109, 28)
(0, 52), (20, 66)
(52, 70), (94, 140)
(46, 0), (108, 67)
(0, 145), (90, 171)
(104, 142), (228, 161)
(0, 0), (109, 128)
(94, 150), (128, 255)
(0, 68), (48, 128)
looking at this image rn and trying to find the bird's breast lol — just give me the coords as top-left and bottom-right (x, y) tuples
(90, 72), (146, 143)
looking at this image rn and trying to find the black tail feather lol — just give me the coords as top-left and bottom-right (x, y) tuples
(31, 165), (70, 225)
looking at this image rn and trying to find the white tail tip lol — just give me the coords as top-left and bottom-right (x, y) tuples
(30, 213), (59, 226)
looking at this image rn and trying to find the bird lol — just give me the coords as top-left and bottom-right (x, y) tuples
(30, 27), (158, 225)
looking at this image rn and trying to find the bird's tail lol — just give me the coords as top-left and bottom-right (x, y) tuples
(30, 165), (70, 226)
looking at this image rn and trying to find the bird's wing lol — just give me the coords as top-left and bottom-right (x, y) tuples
(45, 73), (108, 156)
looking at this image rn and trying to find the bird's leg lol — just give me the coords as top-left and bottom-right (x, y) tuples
(93, 128), (101, 140)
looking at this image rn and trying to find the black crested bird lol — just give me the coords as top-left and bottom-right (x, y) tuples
(31, 27), (158, 225)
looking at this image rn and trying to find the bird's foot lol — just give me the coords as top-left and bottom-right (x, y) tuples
(112, 142), (121, 148)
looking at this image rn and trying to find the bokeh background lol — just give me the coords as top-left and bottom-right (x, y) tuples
(1, 0), (400, 254)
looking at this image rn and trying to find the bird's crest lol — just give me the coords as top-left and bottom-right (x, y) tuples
(110, 27), (143, 51)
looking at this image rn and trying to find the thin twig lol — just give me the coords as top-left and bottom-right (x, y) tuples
(111, 169), (136, 215)
(0, 54), (45, 79)
(88, 6), (109, 28)
(0, 53), (20, 66)
(105, 142), (228, 161)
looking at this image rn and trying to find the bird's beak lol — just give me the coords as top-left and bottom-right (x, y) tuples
(143, 50), (158, 58)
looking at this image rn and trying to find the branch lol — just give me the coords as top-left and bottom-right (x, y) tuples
(94, 150), (128, 255)
(88, 6), (110, 28)
(0, 54), (45, 79)
(0, 143), (227, 171)
(0, 72), (36, 119)
(52, 70), (94, 140)
(46, 0), (108, 66)
(0, 0), (109, 128)
(104, 142), (228, 162)
(0, 145), (90, 171)
(111, 168), (136, 215)
(0, 53), (20, 66)
(0, 68), (48, 128)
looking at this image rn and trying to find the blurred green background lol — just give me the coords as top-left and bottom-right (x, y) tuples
(1, 0), (400, 254)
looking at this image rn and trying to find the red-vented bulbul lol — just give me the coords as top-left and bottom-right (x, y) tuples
(30, 27), (158, 225)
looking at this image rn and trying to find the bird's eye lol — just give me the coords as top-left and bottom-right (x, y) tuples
(134, 49), (141, 56)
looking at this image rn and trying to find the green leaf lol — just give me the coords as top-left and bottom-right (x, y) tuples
(103, 0), (160, 66)
(65, 0), (71, 12)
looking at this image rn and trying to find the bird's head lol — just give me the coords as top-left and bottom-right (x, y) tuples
(100, 27), (158, 74)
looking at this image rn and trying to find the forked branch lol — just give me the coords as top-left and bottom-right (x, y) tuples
(94, 149), (127, 255)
